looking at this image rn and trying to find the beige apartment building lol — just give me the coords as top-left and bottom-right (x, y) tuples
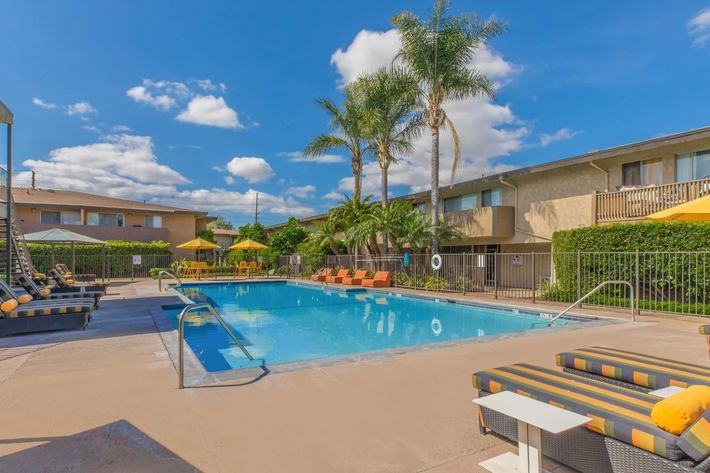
(268, 126), (710, 254)
(12, 188), (210, 256)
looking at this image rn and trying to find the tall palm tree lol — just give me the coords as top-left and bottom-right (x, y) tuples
(330, 194), (376, 255)
(308, 218), (343, 255)
(304, 86), (370, 200)
(355, 67), (422, 209)
(393, 0), (504, 252)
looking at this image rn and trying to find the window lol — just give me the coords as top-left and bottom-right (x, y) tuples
(144, 216), (162, 228)
(481, 188), (502, 207)
(622, 158), (663, 186)
(443, 193), (477, 213)
(40, 211), (60, 225)
(40, 210), (80, 225)
(415, 202), (426, 213)
(676, 149), (710, 182)
(87, 212), (124, 227)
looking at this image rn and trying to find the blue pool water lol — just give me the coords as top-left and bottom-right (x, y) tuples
(166, 281), (577, 372)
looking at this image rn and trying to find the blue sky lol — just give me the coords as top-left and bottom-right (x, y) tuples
(2, 0), (710, 227)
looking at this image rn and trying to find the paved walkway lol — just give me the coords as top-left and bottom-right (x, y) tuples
(0, 279), (707, 472)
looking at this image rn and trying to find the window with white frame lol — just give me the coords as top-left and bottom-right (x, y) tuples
(481, 188), (502, 207)
(443, 193), (477, 213)
(144, 215), (162, 228)
(87, 212), (125, 227)
(676, 149), (710, 182)
(40, 210), (81, 225)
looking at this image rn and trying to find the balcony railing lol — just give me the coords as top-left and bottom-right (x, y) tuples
(595, 178), (710, 222)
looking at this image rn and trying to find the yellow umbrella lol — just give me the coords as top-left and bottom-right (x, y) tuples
(647, 195), (710, 222)
(229, 239), (268, 250)
(177, 237), (220, 262)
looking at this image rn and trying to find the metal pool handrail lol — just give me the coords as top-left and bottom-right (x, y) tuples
(158, 270), (182, 291)
(547, 280), (636, 327)
(178, 302), (254, 389)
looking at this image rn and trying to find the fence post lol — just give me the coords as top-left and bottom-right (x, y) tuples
(130, 256), (134, 281)
(530, 251), (537, 303)
(102, 248), (106, 282)
(494, 253), (498, 299)
(635, 249), (641, 316)
(577, 251), (582, 309)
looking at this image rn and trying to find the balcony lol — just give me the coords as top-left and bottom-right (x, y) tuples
(16, 222), (169, 242)
(595, 178), (710, 222)
(443, 205), (515, 238)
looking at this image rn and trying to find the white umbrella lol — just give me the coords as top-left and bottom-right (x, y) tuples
(22, 228), (106, 275)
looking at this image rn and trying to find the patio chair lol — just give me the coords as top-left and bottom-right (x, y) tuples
(326, 269), (350, 284)
(16, 273), (104, 309)
(310, 268), (333, 282)
(361, 271), (392, 288)
(555, 346), (710, 393)
(236, 261), (249, 278)
(183, 261), (199, 278)
(700, 325), (710, 359)
(247, 261), (258, 277)
(342, 269), (369, 286)
(473, 363), (710, 472)
(48, 268), (109, 293)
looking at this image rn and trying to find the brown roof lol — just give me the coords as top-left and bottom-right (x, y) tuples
(12, 188), (208, 216)
(211, 228), (239, 236)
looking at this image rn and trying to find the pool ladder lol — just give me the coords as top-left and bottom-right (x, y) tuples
(546, 280), (636, 327)
(178, 303), (255, 388)
(158, 270), (182, 292)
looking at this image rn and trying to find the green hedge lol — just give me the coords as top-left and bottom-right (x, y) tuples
(27, 240), (172, 256)
(552, 222), (710, 253)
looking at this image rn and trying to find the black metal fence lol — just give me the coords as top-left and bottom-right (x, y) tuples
(281, 251), (710, 317)
(29, 254), (174, 280)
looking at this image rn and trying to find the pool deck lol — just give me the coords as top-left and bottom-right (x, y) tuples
(0, 278), (707, 472)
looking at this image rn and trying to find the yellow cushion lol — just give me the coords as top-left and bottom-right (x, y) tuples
(1, 299), (18, 313)
(35, 272), (46, 279)
(65, 279), (74, 286)
(17, 294), (33, 304)
(39, 288), (51, 297)
(652, 385), (710, 434)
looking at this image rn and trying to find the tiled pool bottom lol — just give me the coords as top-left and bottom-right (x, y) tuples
(160, 281), (594, 373)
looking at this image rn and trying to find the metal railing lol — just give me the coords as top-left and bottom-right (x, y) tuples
(158, 270), (182, 291)
(27, 253), (173, 280)
(178, 303), (254, 389)
(547, 280), (635, 326)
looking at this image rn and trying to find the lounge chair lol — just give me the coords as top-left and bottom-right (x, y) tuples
(473, 363), (710, 472)
(342, 269), (369, 286)
(326, 269), (350, 284)
(701, 325), (710, 359)
(361, 271), (391, 288)
(236, 261), (249, 278)
(247, 261), (258, 277)
(311, 268), (333, 282)
(556, 346), (710, 392)
(16, 273), (104, 309)
(48, 268), (109, 292)
(55, 263), (73, 277)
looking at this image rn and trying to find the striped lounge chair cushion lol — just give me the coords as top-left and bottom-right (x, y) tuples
(3, 303), (93, 318)
(556, 346), (710, 390)
(679, 408), (710, 461)
(473, 363), (690, 461)
(15, 274), (102, 304)
(700, 325), (710, 336)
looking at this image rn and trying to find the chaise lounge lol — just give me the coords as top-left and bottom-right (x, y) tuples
(473, 363), (710, 472)
(310, 268), (333, 282)
(16, 273), (104, 309)
(362, 271), (391, 288)
(326, 269), (350, 284)
(342, 269), (369, 286)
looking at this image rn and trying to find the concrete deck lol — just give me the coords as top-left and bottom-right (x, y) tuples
(0, 279), (707, 472)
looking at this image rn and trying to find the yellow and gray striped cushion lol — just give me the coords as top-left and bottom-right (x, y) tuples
(556, 346), (710, 390)
(700, 325), (710, 336)
(679, 408), (710, 461)
(473, 363), (686, 460)
(3, 303), (93, 318)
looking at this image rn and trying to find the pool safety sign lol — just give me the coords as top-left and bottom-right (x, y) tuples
(132, 255), (142, 265)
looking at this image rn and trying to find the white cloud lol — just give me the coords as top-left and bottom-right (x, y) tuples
(324, 191), (345, 200)
(112, 124), (131, 132)
(32, 97), (57, 109)
(286, 185), (316, 198)
(127, 86), (176, 110)
(194, 79), (227, 93)
(689, 8), (710, 47)
(81, 125), (102, 134)
(224, 176), (235, 185)
(225, 156), (274, 183)
(539, 128), (580, 147)
(330, 29), (527, 195)
(126, 79), (191, 110)
(66, 101), (97, 118)
(211, 165), (225, 172)
(281, 151), (345, 163)
(163, 188), (314, 217)
(176, 95), (242, 129)
(15, 134), (188, 199)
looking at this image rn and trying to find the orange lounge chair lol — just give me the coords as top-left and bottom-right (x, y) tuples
(311, 268), (333, 282)
(326, 269), (350, 284)
(361, 271), (391, 288)
(342, 269), (369, 286)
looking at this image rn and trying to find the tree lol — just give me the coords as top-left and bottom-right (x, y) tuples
(308, 218), (343, 255)
(195, 229), (216, 243)
(207, 216), (234, 230)
(304, 86), (371, 200)
(393, 0), (504, 252)
(235, 223), (267, 243)
(268, 217), (308, 254)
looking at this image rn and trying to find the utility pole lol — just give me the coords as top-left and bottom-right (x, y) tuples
(255, 192), (259, 224)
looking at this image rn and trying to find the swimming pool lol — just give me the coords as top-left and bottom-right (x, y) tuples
(165, 281), (580, 372)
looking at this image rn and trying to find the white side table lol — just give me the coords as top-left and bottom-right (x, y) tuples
(473, 391), (591, 473)
(648, 385), (685, 398)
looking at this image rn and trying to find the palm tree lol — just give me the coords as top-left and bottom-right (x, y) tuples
(309, 218), (342, 255)
(397, 208), (463, 252)
(304, 86), (370, 200)
(330, 194), (377, 255)
(392, 0), (504, 252)
(355, 67), (422, 209)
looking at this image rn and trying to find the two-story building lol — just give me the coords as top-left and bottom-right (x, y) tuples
(13, 188), (210, 256)
(267, 125), (710, 254)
